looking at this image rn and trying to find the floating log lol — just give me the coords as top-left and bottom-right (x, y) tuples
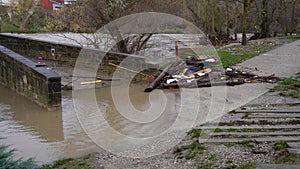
(144, 63), (175, 92)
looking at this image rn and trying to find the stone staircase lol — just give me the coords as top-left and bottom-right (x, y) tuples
(197, 102), (300, 168)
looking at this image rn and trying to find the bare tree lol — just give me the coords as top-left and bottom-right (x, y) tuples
(8, 0), (38, 31)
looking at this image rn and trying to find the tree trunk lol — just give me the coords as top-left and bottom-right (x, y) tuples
(260, 0), (270, 38)
(210, 0), (216, 36)
(242, 0), (248, 46)
(225, 0), (229, 36)
(290, 0), (297, 35)
(234, 1), (239, 41)
(204, 0), (208, 35)
(20, 10), (34, 31)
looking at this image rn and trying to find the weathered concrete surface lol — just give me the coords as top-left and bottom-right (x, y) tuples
(204, 39), (300, 123)
(234, 39), (300, 77)
(0, 45), (61, 111)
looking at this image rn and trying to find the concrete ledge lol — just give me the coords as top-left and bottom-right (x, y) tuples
(0, 45), (61, 111)
(0, 33), (158, 71)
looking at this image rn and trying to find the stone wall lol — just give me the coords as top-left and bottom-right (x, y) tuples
(0, 33), (158, 73)
(0, 45), (61, 111)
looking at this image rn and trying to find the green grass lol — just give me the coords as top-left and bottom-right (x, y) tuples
(0, 23), (19, 33)
(174, 140), (206, 160)
(274, 141), (288, 151)
(217, 44), (275, 68)
(187, 128), (203, 138)
(40, 157), (91, 169)
(0, 22), (47, 33)
(273, 141), (300, 164)
(209, 153), (217, 161)
(0, 144), (37, 169)
(270, 77), (300, 98)
(278, 35), (300, 41)
(272, 141), (297, 164)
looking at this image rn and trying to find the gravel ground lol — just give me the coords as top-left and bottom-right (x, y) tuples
(85, 90), (299, 169)
(86, 135), (276, 169)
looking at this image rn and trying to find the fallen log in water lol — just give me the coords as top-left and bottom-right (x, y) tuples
(144, 62), (176, 92)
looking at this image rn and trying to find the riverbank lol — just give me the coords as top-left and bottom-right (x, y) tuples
(39, 83), (300, 169)
(38, 37), (300, 169)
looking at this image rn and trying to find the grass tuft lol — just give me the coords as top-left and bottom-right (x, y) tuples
(0, 144), (37, 169)
(218, 44), (275, 68)
(41, 157), (91, 169)
(270, 77), (300, 98)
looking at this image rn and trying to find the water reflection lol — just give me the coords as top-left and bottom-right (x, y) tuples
(0, 81), (201, 162)
(0, 85), (97, 163)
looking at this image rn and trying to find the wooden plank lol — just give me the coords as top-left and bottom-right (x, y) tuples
(80, 80), (102, 85)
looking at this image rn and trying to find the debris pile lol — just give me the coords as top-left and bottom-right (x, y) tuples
(144, 56), (284, 92)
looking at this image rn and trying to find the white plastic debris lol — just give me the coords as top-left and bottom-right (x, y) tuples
(226, 68), (233, 71)
(197, 73), (206, 77)
(205, 58), (216, 63)
(167, 79), (177, 84)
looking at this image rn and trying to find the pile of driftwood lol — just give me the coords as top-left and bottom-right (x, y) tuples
(144, 56), (284, 92)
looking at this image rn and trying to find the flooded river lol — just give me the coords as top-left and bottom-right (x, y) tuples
(0, 81), (197, 163)
(0, 84), (97, 164)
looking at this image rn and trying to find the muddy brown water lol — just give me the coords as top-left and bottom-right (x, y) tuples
(0, 82), (185, 164)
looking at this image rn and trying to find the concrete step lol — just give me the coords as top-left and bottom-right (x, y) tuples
(246, 102), (300, 107)
(287, 142), (300, 148)
(248, 113), (300, 118)
(288, 148), (300, 155)
(199, 136), (300, 143)
(219, 119), (300, 126)
(197, 125), (300, 130)
(234, 109), (300, 113)
(256, 163), (300, 169)
(211, 132), (300, 137)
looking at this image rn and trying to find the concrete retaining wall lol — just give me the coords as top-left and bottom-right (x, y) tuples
(0, 33), (158, 73)
(0, 45), (61, 111)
